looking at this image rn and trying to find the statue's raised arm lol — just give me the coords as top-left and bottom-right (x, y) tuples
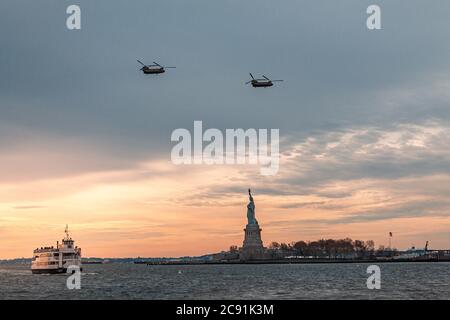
(246, 188), (257, 225)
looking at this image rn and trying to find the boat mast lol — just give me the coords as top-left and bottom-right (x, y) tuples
(65, 224), (70, 240)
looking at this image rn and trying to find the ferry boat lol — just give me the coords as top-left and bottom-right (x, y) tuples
(31, 225), (82, 274)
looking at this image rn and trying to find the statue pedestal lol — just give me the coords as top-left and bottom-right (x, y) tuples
(240, 224), (265, 260)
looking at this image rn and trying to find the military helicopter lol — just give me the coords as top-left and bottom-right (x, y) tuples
(245, 73), (283, 88)
(137, 60), (176, 74)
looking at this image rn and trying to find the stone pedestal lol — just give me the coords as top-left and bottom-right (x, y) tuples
(240, 223), (265, 260)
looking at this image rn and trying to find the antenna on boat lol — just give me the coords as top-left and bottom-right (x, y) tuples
(65, 224), (70, 240)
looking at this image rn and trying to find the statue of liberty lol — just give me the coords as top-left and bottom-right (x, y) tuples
(247, 189), (258, 225)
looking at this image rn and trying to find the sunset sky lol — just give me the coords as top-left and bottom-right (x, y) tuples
(1, 0), (450, 259)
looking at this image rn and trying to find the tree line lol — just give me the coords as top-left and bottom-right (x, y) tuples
(231, 238), (395, 259)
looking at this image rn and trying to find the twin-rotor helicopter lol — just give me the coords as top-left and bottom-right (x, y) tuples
(137, 60), (283, 88)
(245, 73), (283, 88)
(137, 60), (176, 74)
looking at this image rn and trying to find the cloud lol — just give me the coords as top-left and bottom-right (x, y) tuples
(13, 206), (47, 210)
(193, 120), (450, 201)
(277, 201), (327, 209)
(279, 120), (450, 186)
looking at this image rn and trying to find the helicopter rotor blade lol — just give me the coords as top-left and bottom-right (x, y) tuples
(164, 66), (176, 69)
(137, 60), (146, 66)
(262, 75), (270, 80)
(153, 61), (162, 67)
(272, 80), (284, 82)
(245, 81), (252, 84)
(249, 73), (255, 80)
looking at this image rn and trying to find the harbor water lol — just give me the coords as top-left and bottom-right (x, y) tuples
(1, 262), (449, 299)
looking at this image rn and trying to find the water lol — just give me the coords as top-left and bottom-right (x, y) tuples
(0, 262), (449, 299)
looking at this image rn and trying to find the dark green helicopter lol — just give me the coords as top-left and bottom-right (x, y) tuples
(137, 60), (176, 74)
(246, 73), (283, 88)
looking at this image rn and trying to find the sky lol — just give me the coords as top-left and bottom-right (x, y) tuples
(1, 0), (450, 258)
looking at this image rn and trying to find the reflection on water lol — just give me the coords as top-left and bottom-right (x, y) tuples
(0, 262), (449, 299)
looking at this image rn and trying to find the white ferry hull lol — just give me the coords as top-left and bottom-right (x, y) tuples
(31, 262), (83, 274)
